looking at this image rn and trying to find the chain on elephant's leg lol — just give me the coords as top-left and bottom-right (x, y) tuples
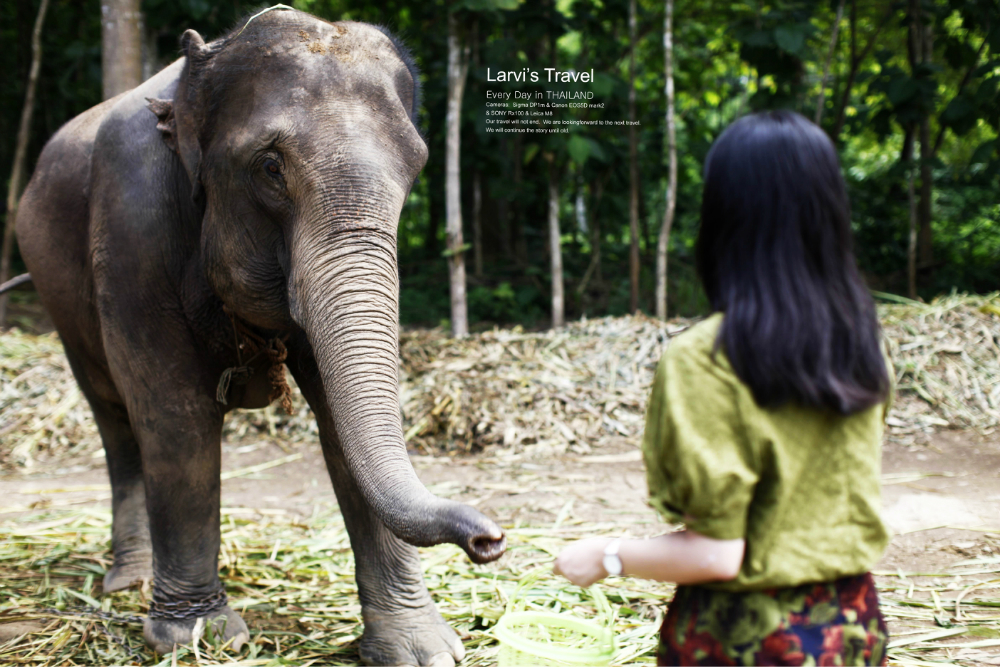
(127, 396), (249, 655)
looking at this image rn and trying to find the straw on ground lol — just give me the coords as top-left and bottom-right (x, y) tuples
(1, 506), (997, 665)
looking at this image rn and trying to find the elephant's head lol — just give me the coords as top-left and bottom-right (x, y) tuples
(150, 10), (505, 564)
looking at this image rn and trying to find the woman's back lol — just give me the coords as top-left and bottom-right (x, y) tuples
(643, 313), (890, 591)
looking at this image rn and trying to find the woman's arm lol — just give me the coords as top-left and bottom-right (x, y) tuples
(553, 531), (745, 588)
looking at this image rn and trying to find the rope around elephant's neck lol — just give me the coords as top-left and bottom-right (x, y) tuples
(216, 306), (294, 415)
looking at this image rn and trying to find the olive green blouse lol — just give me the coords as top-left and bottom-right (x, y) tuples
(642, 313), (891, 592)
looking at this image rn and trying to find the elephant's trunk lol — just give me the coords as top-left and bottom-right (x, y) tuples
(290, 228), (505, 564)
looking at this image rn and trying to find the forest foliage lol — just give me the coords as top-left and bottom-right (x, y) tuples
(1, 0), (998, 327)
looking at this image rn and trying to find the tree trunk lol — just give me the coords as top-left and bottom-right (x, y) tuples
(831, 2), (891, 143)
(445, 12), (470, 337)
(548, 159), (564, 328)
(628, 0), (640, 314)
(544, 0), (562, 327)
(577, 175), (605, 301)
(511, 136), (527, 265)
(574, 171), (587, 237)
(592, 177), (604, 289)
(472, 168), (483, 278)
(918, 118), (933, 269)
(905, 1), (920, 300)
(426, 135), (443, 259)
(101, 0), (143, 100)
(470, 16), (482, 279)
(814, 0), (845, 125)
(829, 0), (858, 143)
(498, 137), (511, 259)
(0, 0), (51, 328)
(655, 0), (676, 321)
(917, 18), (934, 269)
(142, 24), (160, 82)
(903, 127), (917, 300)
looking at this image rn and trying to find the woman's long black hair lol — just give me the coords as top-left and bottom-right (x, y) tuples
(696, 110), (889, 415)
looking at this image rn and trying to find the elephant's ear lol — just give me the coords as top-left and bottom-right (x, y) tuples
(170, 29), (213, 201)
(146, 97), (177, 153)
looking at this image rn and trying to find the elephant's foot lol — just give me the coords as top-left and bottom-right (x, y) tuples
(103, 552), (153, 592)
(360, 603), (465, 667)
(143, 606), (249, 655)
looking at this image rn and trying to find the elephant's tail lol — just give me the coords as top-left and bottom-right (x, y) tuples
(0, 273), (32, 294)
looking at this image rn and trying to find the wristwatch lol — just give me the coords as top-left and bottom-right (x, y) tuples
(602, 538), (623, 576)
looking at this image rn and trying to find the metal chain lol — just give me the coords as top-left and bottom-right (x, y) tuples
(35, 590), (227, 659)
(148, 587), (228, 621)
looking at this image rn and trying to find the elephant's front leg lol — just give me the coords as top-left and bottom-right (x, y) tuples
(323, 444), (465, 667)
(292, 365), (464, 667)
(126, 395), (249, 654)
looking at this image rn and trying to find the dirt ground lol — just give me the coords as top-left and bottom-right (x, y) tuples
(3, 426), (997, 585)
(2, 377), (999, 665)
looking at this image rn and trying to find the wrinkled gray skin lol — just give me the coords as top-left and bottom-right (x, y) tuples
(15, 11), (505, 666)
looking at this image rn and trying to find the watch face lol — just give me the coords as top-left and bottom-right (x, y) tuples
(603, 554), (622, 576)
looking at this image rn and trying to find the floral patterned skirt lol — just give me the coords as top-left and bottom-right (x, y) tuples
(657, 573), (888, 666)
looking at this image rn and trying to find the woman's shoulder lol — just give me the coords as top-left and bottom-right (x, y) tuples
(657, 313), (739, 400)
(661, 313), (737, 383)
(667, 313), (722, 353)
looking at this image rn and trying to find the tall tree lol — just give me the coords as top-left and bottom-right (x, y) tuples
(627, 0), (640, 314)
(546, 0), (564, 328)
(547, 156), (564, 327)
(916, 5), (934, 270)
(470, 19), (483, 279)
(445, 10), (470, 337)
(576, 171), (608, 305)
(101, 0), (143, 99)
(830, 1), (893, 143)
(904, 126), (918, 300)
(472, 169), (483, 278)
(510, 135), (527, 266)
(814, 0), (845, 125)
(0, 0), (50, 327)
(905, 0), (922, 299)
(655, 0), (676, 320)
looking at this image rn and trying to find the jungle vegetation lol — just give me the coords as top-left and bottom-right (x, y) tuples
(1, 0), (998, 330)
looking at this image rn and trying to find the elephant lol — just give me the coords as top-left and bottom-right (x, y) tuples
(14, 9), (505, 665)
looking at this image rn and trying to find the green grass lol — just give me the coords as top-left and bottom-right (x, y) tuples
(2, 506), (998, 665)
(0, 506), (668, 666)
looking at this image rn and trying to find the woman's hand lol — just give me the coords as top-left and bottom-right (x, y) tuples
(553, 537), (613, 587)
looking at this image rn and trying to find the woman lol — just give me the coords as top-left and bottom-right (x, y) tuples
(554, 110), (892, 666)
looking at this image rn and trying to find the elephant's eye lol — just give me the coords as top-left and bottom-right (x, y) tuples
(263, 158), (282, 178)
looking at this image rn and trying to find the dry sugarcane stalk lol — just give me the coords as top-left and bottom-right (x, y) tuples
(4, 295), (1000, 469)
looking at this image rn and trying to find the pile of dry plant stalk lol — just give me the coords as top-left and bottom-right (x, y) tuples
(2, 293), (1000, 469)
